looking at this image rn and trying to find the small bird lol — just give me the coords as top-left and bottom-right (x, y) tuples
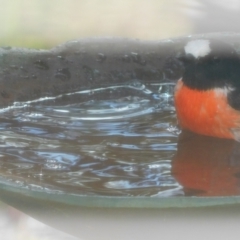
(174, 39), (240, 141)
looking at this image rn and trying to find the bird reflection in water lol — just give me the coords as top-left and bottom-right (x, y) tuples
(172, 130), (240, 197)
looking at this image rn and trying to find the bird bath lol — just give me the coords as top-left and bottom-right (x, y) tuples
(0, 33), (240, 239)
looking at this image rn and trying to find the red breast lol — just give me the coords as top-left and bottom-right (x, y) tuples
(174, 79), (240, 139)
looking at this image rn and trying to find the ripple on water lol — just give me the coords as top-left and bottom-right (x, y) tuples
(0, 82), (182, 197)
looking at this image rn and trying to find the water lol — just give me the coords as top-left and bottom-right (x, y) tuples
(0, 81), (182, 197)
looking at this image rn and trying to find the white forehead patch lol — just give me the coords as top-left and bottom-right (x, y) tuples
(184, 39), (211, 59)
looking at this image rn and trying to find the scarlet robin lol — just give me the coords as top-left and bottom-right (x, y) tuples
(174, 39), (240, 141)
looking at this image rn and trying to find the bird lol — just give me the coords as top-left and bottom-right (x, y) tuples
(174, 38), (240, 141)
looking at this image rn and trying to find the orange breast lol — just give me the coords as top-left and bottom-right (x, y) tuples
(174, 79), (240, 139)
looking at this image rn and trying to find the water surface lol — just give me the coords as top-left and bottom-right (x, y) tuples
(0, 81), (183, 197)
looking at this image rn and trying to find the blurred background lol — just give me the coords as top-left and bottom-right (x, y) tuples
(0, 203), (79, 240)
(0, 0), (240, 239)
(0, 0), (191, 48)
(1, 0), (240, 48)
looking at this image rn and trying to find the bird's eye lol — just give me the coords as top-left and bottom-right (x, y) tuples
(177, 53), (195, 64)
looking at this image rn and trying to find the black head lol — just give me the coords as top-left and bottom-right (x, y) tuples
(179, 39), (240, 91)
